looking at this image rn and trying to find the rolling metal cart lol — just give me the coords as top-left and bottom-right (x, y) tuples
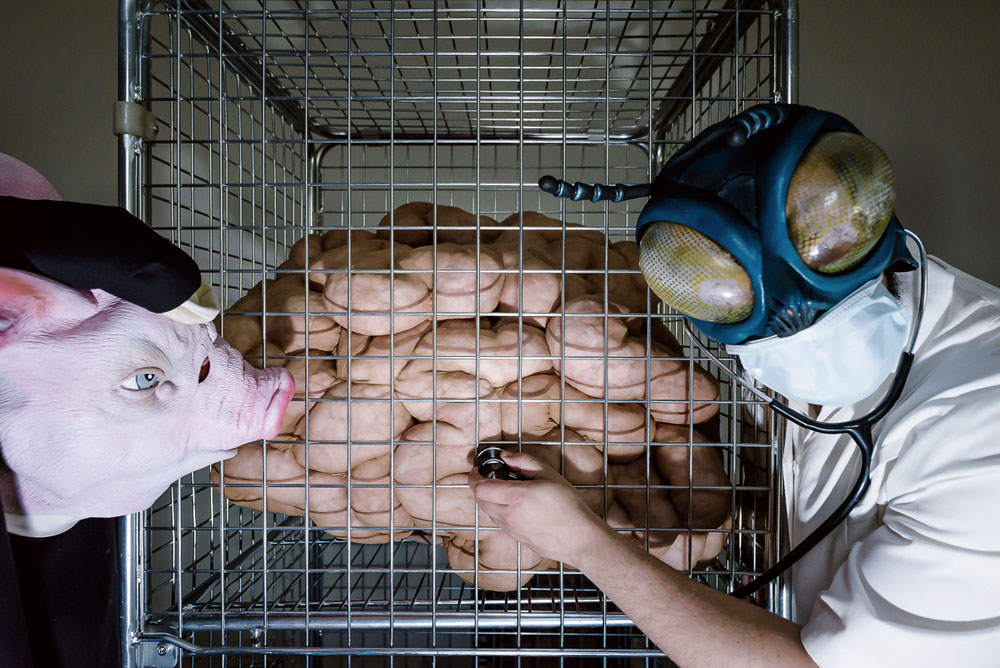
(117, 1), (797, 665)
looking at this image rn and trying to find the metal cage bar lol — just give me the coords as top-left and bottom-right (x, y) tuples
(119, 1), (797, 665)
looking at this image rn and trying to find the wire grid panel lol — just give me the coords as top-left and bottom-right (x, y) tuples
(123, 0), (791, 665)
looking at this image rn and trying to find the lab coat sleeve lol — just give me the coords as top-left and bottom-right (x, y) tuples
(801, 395), (1000, 667)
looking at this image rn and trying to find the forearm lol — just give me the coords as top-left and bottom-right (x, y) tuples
(573, 523), (817, 668)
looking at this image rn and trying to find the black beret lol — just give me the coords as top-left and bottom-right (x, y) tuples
(0, 196), (201, 314)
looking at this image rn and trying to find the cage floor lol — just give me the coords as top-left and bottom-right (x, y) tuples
(151, 519), (758, 633)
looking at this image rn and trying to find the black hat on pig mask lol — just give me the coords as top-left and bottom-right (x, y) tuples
(0, 153), (218, 324)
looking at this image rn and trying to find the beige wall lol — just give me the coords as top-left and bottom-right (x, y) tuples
(798, 0), (1000, 285)
(1, 1), (998, 282)
(0, 2), (118, 205)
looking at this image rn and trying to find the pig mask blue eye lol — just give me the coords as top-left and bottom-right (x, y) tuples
(122, 372), (160, 391)
(539, 103), (916, 345)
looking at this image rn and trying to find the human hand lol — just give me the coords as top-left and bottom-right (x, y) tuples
(468, 451), (614, 568)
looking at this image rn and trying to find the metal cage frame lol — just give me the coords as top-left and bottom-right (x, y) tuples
(117, 1), (798, 665)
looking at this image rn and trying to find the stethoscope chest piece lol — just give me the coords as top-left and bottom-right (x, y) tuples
(474, 446), (525, 481)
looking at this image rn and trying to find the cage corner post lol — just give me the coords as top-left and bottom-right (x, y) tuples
(764, 0), (798, 616)
(770, 0), (799, 104)
(118, 0), (155, 665)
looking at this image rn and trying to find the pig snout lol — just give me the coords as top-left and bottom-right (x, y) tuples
(259, 364), (295, 440)
(200, 337), (295, 449)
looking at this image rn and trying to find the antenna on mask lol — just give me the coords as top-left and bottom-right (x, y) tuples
(538, 175), (650, 203)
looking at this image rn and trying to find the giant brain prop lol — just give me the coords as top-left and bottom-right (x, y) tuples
(214, 203), (729, 590)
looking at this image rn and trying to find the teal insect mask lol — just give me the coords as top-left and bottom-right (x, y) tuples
(539, 103), (916, 345)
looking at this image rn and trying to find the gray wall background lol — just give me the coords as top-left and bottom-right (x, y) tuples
(797, 1), (1000, 285)
(0, 2), (118, 207)
(1, 1), (998, 283)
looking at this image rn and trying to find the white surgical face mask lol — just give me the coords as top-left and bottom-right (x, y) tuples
(726, 277), (910, 406)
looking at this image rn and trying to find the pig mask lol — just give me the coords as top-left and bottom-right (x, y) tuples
(0, 268), (295, 523)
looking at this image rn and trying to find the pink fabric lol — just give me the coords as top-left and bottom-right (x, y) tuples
(0, 153), (62, 201)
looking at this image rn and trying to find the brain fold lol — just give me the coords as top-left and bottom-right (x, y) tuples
(215, 203), (728, 591)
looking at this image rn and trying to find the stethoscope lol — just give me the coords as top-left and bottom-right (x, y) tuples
(474, 231), (928, 601)
(687, 229), (929, 599)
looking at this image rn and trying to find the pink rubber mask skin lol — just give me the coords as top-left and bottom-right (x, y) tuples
(0, 268), (294, 519)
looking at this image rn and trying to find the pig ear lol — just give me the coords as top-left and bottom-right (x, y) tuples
(0, 268), (100, 342)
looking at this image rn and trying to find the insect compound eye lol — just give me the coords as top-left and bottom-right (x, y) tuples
(639, 222), (754, 324)
(786, 132), (896, 274)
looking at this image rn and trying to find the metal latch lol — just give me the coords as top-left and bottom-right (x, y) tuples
(136, 640), (179, 667)
(135, 624), (180, 667)
(113, 101), (158, 141)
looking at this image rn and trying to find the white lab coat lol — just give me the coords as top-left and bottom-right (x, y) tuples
(783, 257), (1000, 667)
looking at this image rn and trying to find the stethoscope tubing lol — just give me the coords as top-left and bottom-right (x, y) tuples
(729, 351), (914, 599)
(682, 231), (928, 600)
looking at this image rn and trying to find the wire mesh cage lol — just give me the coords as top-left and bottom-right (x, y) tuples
(118, 1), (796, 665)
